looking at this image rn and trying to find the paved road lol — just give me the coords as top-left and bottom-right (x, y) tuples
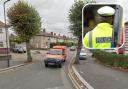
(75, 50), (128, 89)
(0, 50), (75, 89)
(0, 50), (47, 69)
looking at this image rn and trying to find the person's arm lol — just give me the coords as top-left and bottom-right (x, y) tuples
(83, 32), (89, 48)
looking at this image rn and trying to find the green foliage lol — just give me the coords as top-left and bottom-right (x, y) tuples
(93, 50), (128, 68)
(7, 1), (41, 42)
(10, 36), (24, 44)
(68, 1), (84, 37)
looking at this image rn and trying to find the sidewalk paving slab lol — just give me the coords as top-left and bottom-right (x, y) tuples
(0, 50), (47, 69)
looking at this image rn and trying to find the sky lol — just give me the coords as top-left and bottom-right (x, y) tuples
(0, 0), (74, 36)
(0, 0), (127, 36)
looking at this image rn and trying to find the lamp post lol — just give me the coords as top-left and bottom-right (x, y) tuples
(4, 0), (10, 67)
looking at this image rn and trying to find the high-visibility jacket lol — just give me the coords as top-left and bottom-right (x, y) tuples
(83, 23), (113, 48)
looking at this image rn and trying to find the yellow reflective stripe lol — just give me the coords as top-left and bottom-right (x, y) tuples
(89, 31), (93, 48)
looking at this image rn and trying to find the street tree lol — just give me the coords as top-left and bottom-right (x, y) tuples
(7, 1), (41, 62)
(68, 1), (84, 63)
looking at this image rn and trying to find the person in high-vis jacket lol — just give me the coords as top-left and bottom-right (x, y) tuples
(83, 6), (115, 49)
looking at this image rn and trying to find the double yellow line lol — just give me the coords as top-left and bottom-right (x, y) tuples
(68, 53), (83, 89)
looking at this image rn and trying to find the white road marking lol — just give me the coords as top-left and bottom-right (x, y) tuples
(80, 70), (84, 74)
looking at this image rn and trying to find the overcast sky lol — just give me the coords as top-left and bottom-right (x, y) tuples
(0, 0), (74, 36)
(0, 0), (127, 36)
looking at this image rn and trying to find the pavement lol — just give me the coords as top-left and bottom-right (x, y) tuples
(0, 49), (75, 89)
(0, 50), (47, 69)
(75, 50), (128, 89)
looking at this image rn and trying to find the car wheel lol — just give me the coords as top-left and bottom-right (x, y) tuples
(58, 63), (62, 68)
(63, 60), (66, 62)
(45, 64), (48, 67)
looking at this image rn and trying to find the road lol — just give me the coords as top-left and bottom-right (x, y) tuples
(0, 50), (47, 69)
(0, 49), (75, 89)
(75, 50), (128, 89)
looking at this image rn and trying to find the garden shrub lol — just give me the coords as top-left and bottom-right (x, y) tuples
(93, 50), (128, 69)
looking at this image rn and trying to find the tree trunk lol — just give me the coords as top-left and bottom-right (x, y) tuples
(26, 41), (32, 62)
(75, 36), (82, 64)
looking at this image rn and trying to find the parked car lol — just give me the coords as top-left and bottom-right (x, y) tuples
(13, 45), (26, 53)
(70, 46), (76, 51)
(44, 46), (67, 68)
(79, 49), (87, 60)
(101, 48), (124, 54)
(102, 49), (116, 54)
(116, 47), (124, 54)
(53, 45), (67, 61)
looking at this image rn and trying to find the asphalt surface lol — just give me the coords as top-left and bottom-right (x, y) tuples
(0, 50), (75, 89)
(75, 50), (128, 89)
(0, 50), (47, 69)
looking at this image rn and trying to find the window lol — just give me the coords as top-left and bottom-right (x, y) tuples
(0, 42), (3, 47)
(0, 29), (3, 33)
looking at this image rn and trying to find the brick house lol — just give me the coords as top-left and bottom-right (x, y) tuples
(30, 29), (57, 49)
(30, 29), (78, 49)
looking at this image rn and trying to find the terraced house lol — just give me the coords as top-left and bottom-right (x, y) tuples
(30, 29), (68, 49)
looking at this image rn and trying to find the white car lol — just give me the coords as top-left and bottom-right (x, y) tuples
(79, 49), (87, 60)
(70, 46), (76, 51)
(13, 46), (26, 53)
(101, 49), (116, 54)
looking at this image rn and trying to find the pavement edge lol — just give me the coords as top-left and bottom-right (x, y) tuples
(68, 53), (94, 89)
(0, 62), (34, 73)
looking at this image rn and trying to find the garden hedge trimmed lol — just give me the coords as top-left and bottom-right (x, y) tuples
(93, 50), (128, 69)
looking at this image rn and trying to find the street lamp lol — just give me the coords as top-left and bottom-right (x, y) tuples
(4, 0), (10, 67)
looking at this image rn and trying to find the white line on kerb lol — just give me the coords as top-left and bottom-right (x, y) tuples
(72, 66), (94, 89)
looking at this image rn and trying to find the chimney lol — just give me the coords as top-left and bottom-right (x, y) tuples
(54, 33), (56, 36)
(51, 32), (53, 35)
(43, 29), (45, 32)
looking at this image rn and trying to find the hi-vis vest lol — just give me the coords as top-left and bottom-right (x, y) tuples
(83, 23), (113, 48)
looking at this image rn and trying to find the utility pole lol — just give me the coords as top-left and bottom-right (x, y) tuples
(4, 0), (10, 67)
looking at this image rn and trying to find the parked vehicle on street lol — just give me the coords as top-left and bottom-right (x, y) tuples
(70, 46), (76, 51)
(102, 49), (116, 54)
(53, 45), (67, 61)
(79, 48), (87, 60)
(101, 45), (124, 54)
(116, 47), (124, 54)
(44, 46), (67, 68)
(13, 45), (26, 53)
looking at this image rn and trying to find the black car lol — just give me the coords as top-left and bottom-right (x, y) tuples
(44, 58), (62, 68)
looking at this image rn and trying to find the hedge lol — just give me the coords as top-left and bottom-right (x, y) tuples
(93, 50), (128, 69)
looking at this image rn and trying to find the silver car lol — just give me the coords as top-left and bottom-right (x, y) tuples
(13, 46), (26, 53)
(79, 49), (87, 60)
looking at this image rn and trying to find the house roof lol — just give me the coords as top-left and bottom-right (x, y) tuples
(37, 31), (53, 37)
(125, 21), (128, 25)
(36, 29), (68, 39)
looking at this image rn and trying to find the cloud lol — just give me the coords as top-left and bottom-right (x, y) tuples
(0, 0), (74, 36)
